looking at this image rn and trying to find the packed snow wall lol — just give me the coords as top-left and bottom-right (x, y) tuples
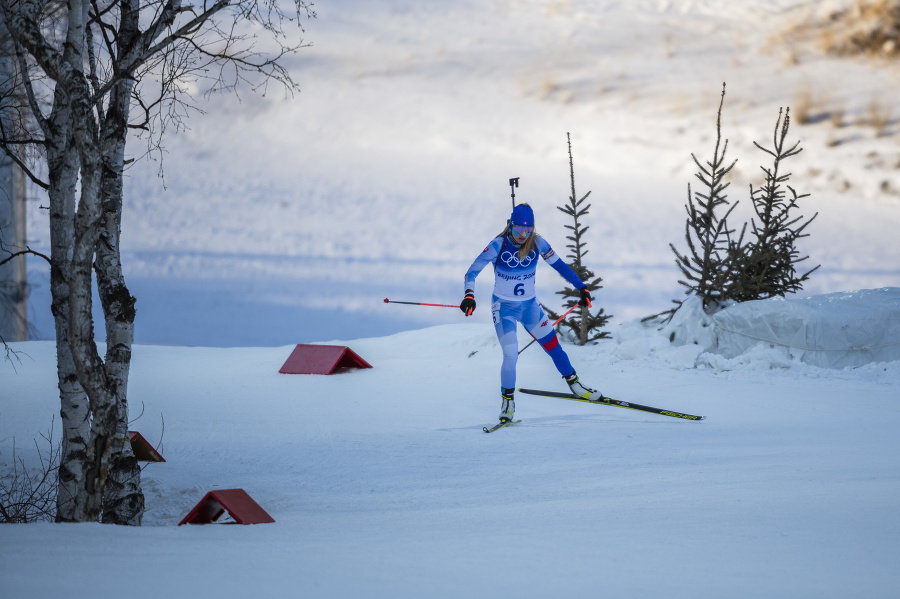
(711, 288), (900, 369)
(654, 288), (900, 369)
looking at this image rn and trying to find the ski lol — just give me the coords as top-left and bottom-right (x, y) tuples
(483, 419), (522, 433)
(517, 388), (705, 421)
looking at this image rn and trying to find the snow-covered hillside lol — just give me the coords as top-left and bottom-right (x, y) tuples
(21, 0), (900, 346)
(3, 297), (900, 597)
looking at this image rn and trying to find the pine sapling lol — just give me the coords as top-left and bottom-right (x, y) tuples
(668, 83), (739, 316)
(728, 107), (819, 301)
(544, 133), (611, 344)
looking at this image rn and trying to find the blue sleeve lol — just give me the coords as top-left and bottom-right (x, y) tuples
(464, 237), (502, 294)
(538, 236), (585, 290)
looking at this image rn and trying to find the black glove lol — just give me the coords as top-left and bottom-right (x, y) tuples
(578, 286), (593, 308)
(460, 291), (476, 316)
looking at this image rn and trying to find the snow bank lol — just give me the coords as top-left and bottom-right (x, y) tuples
(618, 289), (900, 371)
(712, 288), (900, 369)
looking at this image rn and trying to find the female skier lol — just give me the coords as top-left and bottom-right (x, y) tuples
(461, 203), (602, 423)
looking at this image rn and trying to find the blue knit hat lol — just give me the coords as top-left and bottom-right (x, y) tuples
(510, 204), (534, 226)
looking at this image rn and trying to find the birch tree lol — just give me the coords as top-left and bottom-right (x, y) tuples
(0, 0), (314, 524)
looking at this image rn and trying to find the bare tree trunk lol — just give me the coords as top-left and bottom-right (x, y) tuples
(65, 0), (147, 523)
(0, 150), (26, 342)
(45, 87), (94, 522)
(43, 0), (119, 522)
(67, 134), (109, 522)
(54, 0), (108, 521)
(94, 0), (143, 521)
(0, 12), (28, 343)
(3, 9), (94, 517)
(67, 75), (116, 524)
(0, 1), (96, 520)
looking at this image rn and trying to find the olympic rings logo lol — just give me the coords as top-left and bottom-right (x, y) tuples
(500, 250), (536, 268)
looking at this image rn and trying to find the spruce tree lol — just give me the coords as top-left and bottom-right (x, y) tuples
(728, 107), (819, 301)
(670, 83), (740, 312)
(650, 85), (819, 323)
(544, 133), (611, 344)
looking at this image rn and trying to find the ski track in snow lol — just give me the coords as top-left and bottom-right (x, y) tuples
(3, 321), (900, 597)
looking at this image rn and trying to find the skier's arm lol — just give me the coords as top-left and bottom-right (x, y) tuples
(539, 238), (585, 290)
(463, 237), (502, 295)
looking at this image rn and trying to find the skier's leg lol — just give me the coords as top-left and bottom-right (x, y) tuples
(523, 300), (602, 398)
(538, 328), (602, 399)
(492, 298), (522, 420)
(492, 298), (520, 390)
(522, 300), (574, 377)
(537, 329), (575, 376)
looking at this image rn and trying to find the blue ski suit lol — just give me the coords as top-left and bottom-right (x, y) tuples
(464, 233), (585, 390)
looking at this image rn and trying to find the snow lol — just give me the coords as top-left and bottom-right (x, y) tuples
(3, 314), (900, 597)
(712, 287), (900, 368)
(4, 0), (900, 596)
(645, 288), (900, 369)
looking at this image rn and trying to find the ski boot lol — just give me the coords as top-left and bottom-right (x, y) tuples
(565, 371), (602, 401)
(499, 388), (515, 423)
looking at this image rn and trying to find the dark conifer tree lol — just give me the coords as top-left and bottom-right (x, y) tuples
(544, 133), (611, 344)
(670, 83), (739, 312)
(727, 107), (819, 301)
(650, 85), (819, 323)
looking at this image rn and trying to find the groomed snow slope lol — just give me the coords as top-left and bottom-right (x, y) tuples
(3, 299), (899, 597)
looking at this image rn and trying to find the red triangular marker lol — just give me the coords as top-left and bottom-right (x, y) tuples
(178, 489), (275, 525)
(279, 344), (373, 374)
(128, 431), (165, 462)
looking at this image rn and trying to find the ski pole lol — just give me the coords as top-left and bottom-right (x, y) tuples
(509, 177), (519, 210)
(384, 298), (460, 309)
(518, 303), (579, 355)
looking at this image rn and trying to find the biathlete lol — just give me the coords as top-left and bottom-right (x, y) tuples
(460, 203), (602, 423)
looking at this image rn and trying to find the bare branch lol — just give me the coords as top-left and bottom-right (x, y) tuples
(0, 246), (51, 267)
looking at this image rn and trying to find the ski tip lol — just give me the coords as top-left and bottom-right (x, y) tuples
(483, 419), (522, 433)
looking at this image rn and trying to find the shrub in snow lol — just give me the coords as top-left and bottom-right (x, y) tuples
(790, 0), (900, 60)
(0, 422), (59, 523)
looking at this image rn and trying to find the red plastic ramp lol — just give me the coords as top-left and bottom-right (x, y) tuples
(128, 431), (165, 462)
(178, 488), (275, 525)
(279, 344), (373, 375)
